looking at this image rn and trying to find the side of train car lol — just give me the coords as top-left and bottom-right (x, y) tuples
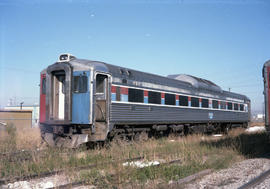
(40, 54), (251, 148)
(263, 60), (270, 131)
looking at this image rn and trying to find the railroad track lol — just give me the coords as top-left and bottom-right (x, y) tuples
(0, 156), (145, 185)
(0, 148), (44, 162)
(47, 158), (183, 189)
(0, 155), (183, 188)
(238, 168), (270, 189)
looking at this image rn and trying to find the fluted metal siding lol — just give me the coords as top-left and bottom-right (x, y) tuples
(110, 103), (248, 124)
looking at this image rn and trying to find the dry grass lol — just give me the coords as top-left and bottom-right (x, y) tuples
(16, 127), (42, 150)
(250, 122), (265, 127)
(73, 134), (245, 188)
(227, 127), (246, 137)
(1, 125), (268, 188)
(0, 125), (42, 152)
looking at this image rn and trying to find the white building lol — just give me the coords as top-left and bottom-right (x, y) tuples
(257, 114), (264, 119)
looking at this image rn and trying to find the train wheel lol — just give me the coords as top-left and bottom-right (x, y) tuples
(134, 132), (148, 142)
(184, 125), (189, 135)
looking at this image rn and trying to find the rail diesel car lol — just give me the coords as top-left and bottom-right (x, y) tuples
(39, 54), (250, 148)
(263, 60), (270, 131)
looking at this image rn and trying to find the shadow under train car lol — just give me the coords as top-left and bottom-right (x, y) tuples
(200, 132), (270, 158)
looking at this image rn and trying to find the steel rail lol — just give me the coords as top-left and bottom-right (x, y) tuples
(238, 168), (270, 189)
(48, 158), (183, 189)
(0, 156), (144, 185)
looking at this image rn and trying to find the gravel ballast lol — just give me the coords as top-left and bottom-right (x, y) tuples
(185, 158), (270, 189)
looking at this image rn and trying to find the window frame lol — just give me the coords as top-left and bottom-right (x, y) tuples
(234, 103), (239, 111)
(201, 98), (209, 108)
(128, 88), (144, 103)
(191, 97), (199, 107)
(179, 95), (189, 106)
(165, 93), (176, 105)
(212, 100), (219, 109)
(227, 102), (233, 110)
(73, 75), (88, 93)
(240, 104), (244, 111)
(220, 101), (226, 110)
(148, 91), (161, 104)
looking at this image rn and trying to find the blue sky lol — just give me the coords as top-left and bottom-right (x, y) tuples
(0, 0), (269, 113)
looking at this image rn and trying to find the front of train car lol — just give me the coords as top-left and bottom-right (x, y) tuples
(39, 54), (111, 148)
(263, 60), (270, 131)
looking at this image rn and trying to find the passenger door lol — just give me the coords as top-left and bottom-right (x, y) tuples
(72, 71), (90, 124)
(90, 73), (110, 141)
(94, 73), (109, 123)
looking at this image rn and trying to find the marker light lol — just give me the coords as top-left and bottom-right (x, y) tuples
(58, 54), (76, 62)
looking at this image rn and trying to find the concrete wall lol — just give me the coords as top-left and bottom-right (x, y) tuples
(0, 110), (32, 130)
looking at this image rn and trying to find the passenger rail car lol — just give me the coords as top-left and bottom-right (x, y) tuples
(40, 54), (251, 148)
(263, 60), (270, 131)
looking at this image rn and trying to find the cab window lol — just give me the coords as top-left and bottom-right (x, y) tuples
(73, 76), (87, 93)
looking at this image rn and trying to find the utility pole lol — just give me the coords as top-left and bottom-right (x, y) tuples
(20, 102), (24, 110)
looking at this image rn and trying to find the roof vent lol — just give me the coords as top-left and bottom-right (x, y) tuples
(58, 53), (76, 62)
(167, 74), (222, 93)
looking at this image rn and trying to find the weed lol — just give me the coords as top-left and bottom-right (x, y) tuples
(1, 125), (267, 188)
(0, 123), (17, 152)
